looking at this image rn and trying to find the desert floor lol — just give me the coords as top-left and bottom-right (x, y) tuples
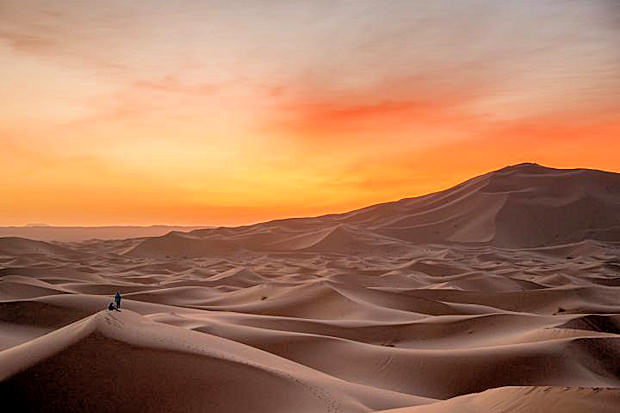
(1, 236), (619, 412)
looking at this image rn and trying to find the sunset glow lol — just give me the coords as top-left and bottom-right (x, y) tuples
(2, 0), (619, 226)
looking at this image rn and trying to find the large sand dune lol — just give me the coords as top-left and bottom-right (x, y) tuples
(1, 163), (619, 411)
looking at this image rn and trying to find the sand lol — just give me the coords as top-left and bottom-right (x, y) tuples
(1, 163), (619, 412)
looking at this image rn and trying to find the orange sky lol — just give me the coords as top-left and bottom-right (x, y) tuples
(1, 0), (619, 226)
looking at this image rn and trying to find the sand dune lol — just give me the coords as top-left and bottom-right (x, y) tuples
(117, 163), (620, 259)
(1, 310), (431, 412)
(1, 163), (619, 411)
(377, 386), (620, 413)
(0, 237), (76, 257)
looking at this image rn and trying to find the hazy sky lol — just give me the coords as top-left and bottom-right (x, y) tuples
(1, 0), (619, 225)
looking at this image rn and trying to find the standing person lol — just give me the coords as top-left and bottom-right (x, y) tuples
(114, 291), (122, 310)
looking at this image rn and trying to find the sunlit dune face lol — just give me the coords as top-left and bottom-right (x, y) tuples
(1, 0), (619, 226)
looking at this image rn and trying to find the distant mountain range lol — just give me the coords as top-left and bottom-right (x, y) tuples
(0, 225), (208, 242)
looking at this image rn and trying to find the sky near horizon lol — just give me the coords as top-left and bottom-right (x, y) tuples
(1, 0), (619, 226)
